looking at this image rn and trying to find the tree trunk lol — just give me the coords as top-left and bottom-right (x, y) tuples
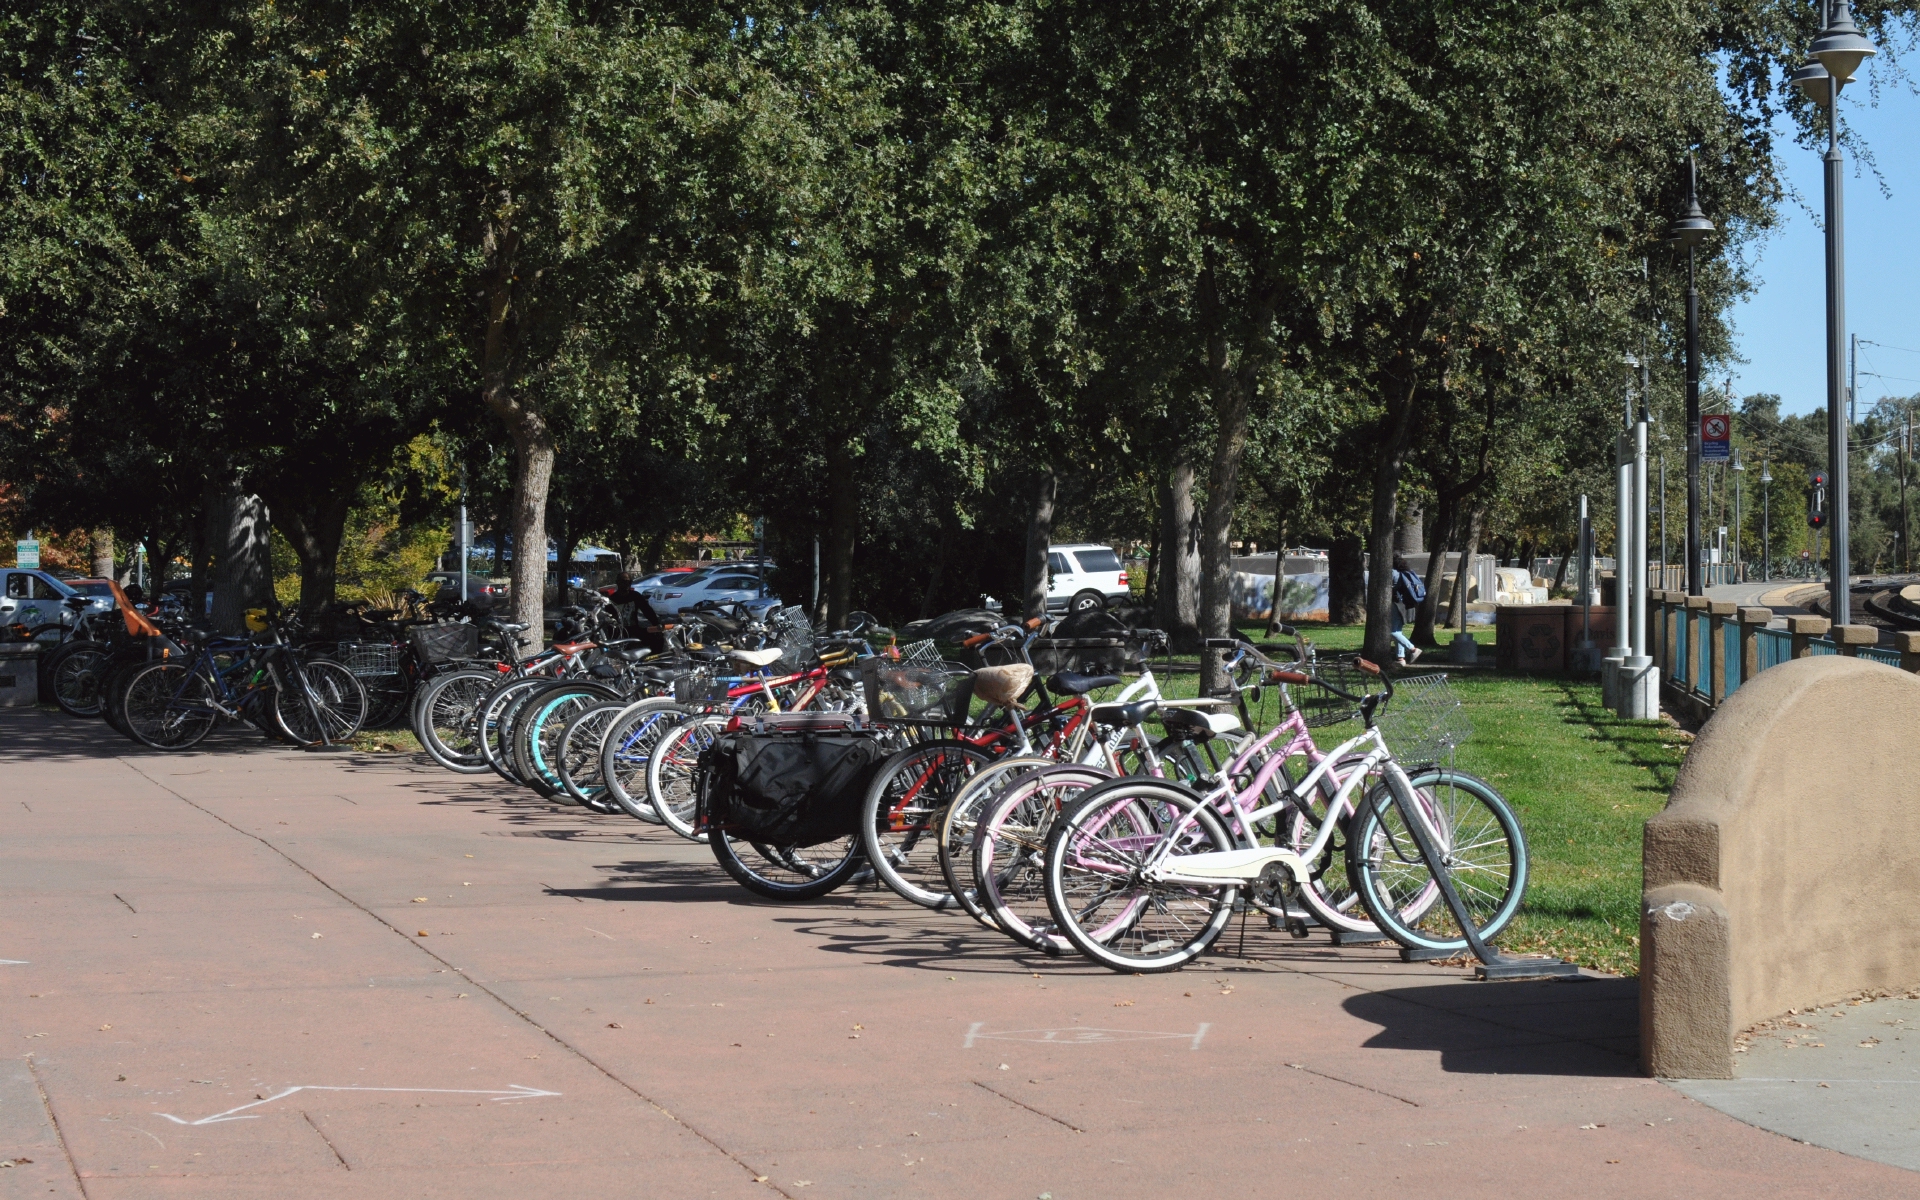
(1155, 456), (1201, 649)
(271, 491), (351, 615)
(211, 487), (272, 635)
(823, 441), (858, 629)
(479, 229), (554, 653)
(1362, 349), (1432, 664)
(1550, 537), (1573, 594)
(1395, 506), (1424, 556)
(90, 528), (114, 580)
(1328, 535), (1365, 624)
(1022, 467), (1057, 621)
(1446, 504), (1487, 631)
(1413, 496), (1456, 647)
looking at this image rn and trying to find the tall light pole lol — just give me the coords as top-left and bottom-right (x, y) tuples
(1794, 0), (1876, 624)
(1761, 456), (1773, 580)
(1732, 448), (1745, 580)
(1666, 156), (1714, 596)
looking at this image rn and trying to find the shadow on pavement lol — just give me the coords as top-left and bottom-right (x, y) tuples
(1342, 976), (1641, 1077)
(546, 858), (752, 904)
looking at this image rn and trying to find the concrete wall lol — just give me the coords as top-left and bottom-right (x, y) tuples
(1641, 655), (1920, 1078)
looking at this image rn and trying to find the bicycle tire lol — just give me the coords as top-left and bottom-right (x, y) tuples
(274, 659), (368, 746)
(708, 830), (866, 901)
(598, 698), (687, 823)
(646, 713), (729, 839)
(414, 669), (501, 772)
(121, 662), (219, 750)
(937, 755), (1058, 928)
(47, 641), (110, 717)
(477, 677), (556, 782)
(860, 740), (995, 910)
(1344, 768), (1527, 954)
(1042, 779), (1237, 974)
(556, 700), (628, 810)
(973, 763), (1112, 952)
(515, 683), (619, 798)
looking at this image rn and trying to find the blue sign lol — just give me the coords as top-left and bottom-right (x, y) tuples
(1701, 413), (1731, 462)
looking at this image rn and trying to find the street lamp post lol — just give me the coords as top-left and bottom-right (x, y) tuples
(1794, 0), (1876, 624)
(1761, 457), (1773, 580)
(1666, 156), (1714, 596)
(1732, 449), (1745, 581)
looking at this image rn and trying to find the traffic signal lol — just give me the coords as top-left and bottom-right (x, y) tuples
(1809, 471), (1828, 530)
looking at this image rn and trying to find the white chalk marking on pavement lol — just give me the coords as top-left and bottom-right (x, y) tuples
(963, 1024), (1209, 1049)
(155, 1084), (561, 1125)
(0, 960), (27, 965)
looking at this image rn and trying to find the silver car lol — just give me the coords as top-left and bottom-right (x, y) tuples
(648, 570), (775, 616)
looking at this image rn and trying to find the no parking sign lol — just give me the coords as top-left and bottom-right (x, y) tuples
(1702, 413), (1731, 461)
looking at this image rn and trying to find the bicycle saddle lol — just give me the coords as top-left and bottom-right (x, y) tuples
(973, 664), (1034, 707)
(1159, 707), (1221, 741)
(494, 621), (528, 633)
(606, 643), (654, 663)
(728, 647), (784, 668)
(1090, 699), (1157, 728)
(1047, 670), (1121, 696)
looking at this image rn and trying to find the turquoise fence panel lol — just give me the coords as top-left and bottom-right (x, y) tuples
(1859, 646), (1902, 668)
(1755, 627), (1792, 673)
(1672, 607), (1689, 687)
(1807, 637), (1838, 657)
(1692, 610), (1713, 699)
(1722, 620), (1741, 697)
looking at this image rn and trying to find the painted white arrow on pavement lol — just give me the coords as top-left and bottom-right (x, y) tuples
(156, 1084), (561, 1125)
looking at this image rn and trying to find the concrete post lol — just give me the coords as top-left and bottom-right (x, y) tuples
(1787, 615), (1831, 659)
(1683, 596), (1710, 689)
(1707, 600), (1735, 705)
(1648, 591), (1666, 674)
(1736, 607), (1772, 685)
(1831, 625), (1878, 657)
(1661, 593), (1679, 680)
(1899, 631), (1920, 673)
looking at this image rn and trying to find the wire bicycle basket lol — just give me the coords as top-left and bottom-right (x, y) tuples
(1373, 672), (1472, 767)
(1291, 654), (1389, 728)
(860, 658), (975, 724)
(767, 605), (814, 673)
(894, 638), (942, 667)
(338, 640), (402, 678)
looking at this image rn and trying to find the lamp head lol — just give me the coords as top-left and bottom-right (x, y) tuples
(1791, 60), (1833, 105)
(1665, 154), (1715, 246)
(1812, 1), (1877, 86)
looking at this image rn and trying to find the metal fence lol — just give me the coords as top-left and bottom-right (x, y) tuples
(1657, 592), (1910, 713)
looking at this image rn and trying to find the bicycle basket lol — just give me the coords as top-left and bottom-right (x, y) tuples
(408, 622), (479, 665)
(1373, 672), (1472, 766)
(1292, 654), (1389, 728)
(860, 658), (974, 724)
(337, 641), (401, 677)
(895, 638), (941, 667)
(768, 605), (815, 673)
(674, 674), (735, 706)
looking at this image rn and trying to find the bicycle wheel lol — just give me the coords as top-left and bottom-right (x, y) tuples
(1344, 768), (1527, 954)
(599, 699), (687, 823)
(937, 755), (1057, 928)
(860, 740), (995, 910)
(477, 677), (555, 781)
(708, 830), (866, 901)
(101, 658), (149, 737)
(414, 669), (500, 772)
(516, 684), (617, 798)
(1042, 780), (1237, 973)
(646, 713), (729, 839)
(973, 764), (1112, 953)
(121, 662), (219, 750)
(274, 660), (368, 746)
(556, 700), (628, 811)
(47, 642), (110, 717)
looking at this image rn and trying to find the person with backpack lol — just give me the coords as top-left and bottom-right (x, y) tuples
(1389, 555), (1425, 665)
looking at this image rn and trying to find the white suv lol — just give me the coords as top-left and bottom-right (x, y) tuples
(1046, 544), (1131, 613)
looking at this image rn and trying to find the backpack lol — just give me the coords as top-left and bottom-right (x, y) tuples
(696, 730), (889, 847)
(1395, 569), (1427, 607)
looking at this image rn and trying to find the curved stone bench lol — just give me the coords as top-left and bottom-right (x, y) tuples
(1641, 655), (1920, 1077)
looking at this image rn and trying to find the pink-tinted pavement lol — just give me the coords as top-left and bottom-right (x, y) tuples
(2, 707), (1912, 1200)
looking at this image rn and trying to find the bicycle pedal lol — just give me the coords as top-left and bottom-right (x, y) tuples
(1286, 918), (1311, 939)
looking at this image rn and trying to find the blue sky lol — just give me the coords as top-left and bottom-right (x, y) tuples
(1727, 74), (1920, 414)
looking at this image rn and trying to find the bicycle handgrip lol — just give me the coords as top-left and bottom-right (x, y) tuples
(1269, 669), (1310, 685)
(962, 632), (992, 647)
(1272, 623), (1297, 637)
(1203, 638), (1240, 649)
(1355, 658), (1382, 676)
(1026, 617), (1044, 630)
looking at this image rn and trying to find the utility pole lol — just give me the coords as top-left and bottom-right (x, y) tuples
(1905, 407), (1913, 574)
(1659, 455), (1668, 589)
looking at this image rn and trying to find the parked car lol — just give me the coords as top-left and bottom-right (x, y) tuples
(648, 570), (777, 616)
(1045, 544), (1130, 613)
(0, 568), (93, 635)
(424, 571), (506, 604)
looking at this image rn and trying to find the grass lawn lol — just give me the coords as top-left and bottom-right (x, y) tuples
(1145, 623), (1678, 975)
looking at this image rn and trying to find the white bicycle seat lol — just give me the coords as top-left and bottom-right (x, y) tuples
(728, 648), (785, 668)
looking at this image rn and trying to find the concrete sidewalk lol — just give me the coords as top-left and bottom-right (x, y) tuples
(2, 707), (1913, 1198)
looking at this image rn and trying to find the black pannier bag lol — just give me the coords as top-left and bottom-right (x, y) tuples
(697, 730), (889, 847)
(409, 622), (480, 665)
